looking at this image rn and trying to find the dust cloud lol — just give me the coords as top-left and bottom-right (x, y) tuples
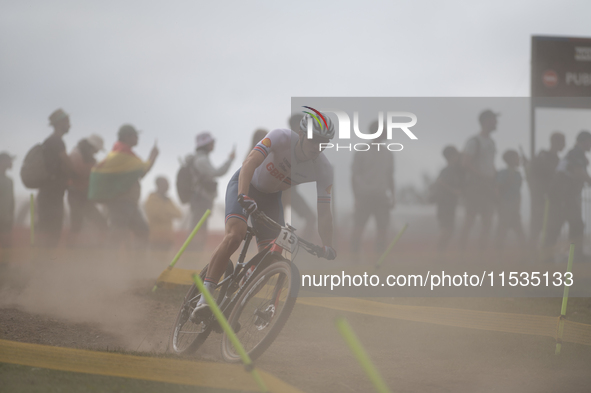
(0, 248), (196, 350)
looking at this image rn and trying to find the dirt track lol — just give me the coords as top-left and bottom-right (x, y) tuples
(2, 250), (591, 392)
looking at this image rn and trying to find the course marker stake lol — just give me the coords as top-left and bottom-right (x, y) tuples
(152, 209), (211, 292)
(374, 223), (408, 270)
(335, 317), (391, 393)
(555, 243), (574, 355)
(192, 273), (268, 392)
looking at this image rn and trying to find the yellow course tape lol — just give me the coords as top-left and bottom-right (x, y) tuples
(297, 297), (591, 347)
(156, 268), (199, 286)
(0, 339), (303, 393)
(153, 269), (591, 347)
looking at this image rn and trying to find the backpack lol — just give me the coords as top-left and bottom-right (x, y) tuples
(20, 144), (51, 189)
(176, 155), (194, 204)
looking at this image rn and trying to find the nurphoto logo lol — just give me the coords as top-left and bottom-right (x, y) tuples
(302, 106), (418, 152)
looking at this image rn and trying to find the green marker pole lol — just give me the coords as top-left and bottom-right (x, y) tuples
(375, 223), (408, 270)
(555, 243), (575, 355)
(192, 273), (268, 393)
(152, 209), (211, 292)
(30, 194), (35, 247)
(336, 317), (391, 393)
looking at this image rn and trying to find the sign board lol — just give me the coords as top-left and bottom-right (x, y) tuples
(530, 36), (591, 157)
(531, 35), (591, 100)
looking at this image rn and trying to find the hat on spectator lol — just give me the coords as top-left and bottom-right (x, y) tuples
(87, 134), (105, 151)
(49, 109), (69, 125)
(118, 124), (140, 140)
(196, 131), (214, 148)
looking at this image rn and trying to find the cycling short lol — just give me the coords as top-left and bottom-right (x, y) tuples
(225, 169), (284, 249)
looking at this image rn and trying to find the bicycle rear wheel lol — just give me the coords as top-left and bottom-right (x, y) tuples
(169, 261), (233, 355)
(221, 259), (299, 362)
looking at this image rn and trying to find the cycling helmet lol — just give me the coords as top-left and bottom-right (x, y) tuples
(300, 108), (335, 140)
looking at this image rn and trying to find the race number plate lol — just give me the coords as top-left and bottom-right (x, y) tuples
(276, 228), (298, 253)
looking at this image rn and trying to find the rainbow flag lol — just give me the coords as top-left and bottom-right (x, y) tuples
(88, 142), (150, 201)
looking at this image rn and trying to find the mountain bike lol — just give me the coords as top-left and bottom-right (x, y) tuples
(169, 209), (324, 362)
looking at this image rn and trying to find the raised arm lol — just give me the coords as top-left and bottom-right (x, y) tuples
(142, 145), (159, 178)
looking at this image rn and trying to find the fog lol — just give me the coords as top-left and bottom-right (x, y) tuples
(1, 0), (590, 218)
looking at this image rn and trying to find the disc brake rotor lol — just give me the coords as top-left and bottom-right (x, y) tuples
(254, 304), (276, 330)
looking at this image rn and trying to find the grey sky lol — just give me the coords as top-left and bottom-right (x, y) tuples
(1, 0), (590, 205)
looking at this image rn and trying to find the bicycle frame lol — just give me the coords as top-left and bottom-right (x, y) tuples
(210, 224), (291, 327)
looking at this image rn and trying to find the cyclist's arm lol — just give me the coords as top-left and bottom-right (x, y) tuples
(317, 202), (333, 248)
(238, 129), (290, 195)
(238, 150), (265, 195)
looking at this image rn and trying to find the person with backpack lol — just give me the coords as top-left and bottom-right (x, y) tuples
(36, 109), (74, 247)
(185, 131), (235, 250)
(458, 109), (499, 252)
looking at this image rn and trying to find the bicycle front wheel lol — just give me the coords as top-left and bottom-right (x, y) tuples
(169, 261), (233, 355)
(221, 260), (299, 362)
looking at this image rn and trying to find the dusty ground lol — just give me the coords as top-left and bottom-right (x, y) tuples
(2, 248), (591, 392)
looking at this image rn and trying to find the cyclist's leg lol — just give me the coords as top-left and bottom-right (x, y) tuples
(253, 190), (284, 251)
(205, 169), (247, 283)
(206, 218), (247, 282)
(192, 171), (247, 321)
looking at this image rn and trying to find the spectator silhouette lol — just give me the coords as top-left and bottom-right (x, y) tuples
(458, 109), (499, 251)
(543, 130), (591, 263)
(495, 149), (526, 251)
(67, 135), (108, 247)
(38, 109), (74, 247)
(88, 124), (158, 249)
(350, 119), (395, 256)
(433, 146), (464, 251)
(527, 132), (565, 248)
(188, 131), (235, 250)
(0, 152), (15, 248)
(144, 176), (182, 250)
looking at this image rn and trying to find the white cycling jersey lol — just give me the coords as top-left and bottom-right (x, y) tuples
(251, 128), (333, 204)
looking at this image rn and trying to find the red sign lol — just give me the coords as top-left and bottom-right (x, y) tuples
(542, 70), (558, 87)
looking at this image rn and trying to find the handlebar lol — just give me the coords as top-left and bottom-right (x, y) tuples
(250, 210), (324, 257)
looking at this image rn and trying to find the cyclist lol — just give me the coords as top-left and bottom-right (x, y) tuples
(191, 111), (337, 322)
